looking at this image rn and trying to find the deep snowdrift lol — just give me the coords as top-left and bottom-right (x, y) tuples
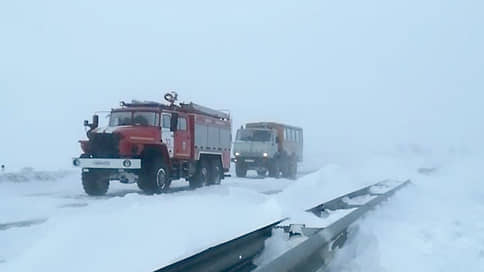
(0, 179), (283, 272)
(0, 160), (376, 272)
(328, 155), (484, 272)
(1, 152), (481, 271)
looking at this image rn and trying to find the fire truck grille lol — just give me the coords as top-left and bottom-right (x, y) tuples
(88, 133), (120, 158)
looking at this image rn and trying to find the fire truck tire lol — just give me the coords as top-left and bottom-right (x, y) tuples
(190, 159), (209, 189)
(235, 162), (247, 178)
(207, 158), (222, 185)
(268, 160), (281, 178)
(82, 170), (110, 196)
(138, 159), (170, 194)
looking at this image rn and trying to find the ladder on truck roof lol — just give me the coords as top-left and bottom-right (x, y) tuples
(180, 102), (230, 120)
(120, 101), (230, 120)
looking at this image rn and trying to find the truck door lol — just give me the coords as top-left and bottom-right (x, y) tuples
(161, 114), (175, 158)
(174, 115), (191, 159)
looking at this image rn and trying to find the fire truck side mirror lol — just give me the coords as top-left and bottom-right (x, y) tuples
(84, 120), (89, 127)
(170, 113), (178, 132)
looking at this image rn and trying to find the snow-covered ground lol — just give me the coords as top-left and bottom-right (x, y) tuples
(0, 174), (283, 271)
(0, 168), (73, 183)
(327, 154), (484, 272)
(0, 165), (317, 271)
(1, 152), (482, 271)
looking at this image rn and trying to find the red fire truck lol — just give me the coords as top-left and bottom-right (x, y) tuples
(72, 92), (232, 196)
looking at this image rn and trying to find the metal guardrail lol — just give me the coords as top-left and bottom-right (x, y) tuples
(306, 180), (407, 216)
(153, 180), (410, 272)
(255, 180), (411, 272)
(154, 220), (285, 272)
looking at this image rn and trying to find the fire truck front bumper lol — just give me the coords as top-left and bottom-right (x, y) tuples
(72, 158), (141, 169)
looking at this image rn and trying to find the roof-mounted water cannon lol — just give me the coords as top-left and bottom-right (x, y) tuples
(164, 91), (178, 106)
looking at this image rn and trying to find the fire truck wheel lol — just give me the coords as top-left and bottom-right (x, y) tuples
(155, 162), (171, 193)
(207, 158), (222, 185)
(139, 159), (170, 194)
(82, 170), (110, 196)
(235, 162), (247, 178)
(190, 159), (209, 189)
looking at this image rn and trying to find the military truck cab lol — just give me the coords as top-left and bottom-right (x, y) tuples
(233, 122), (303, 179)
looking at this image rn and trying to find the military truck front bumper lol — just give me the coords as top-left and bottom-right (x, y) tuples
(72, 158), (141, 169)
(233, 156), (270, 170)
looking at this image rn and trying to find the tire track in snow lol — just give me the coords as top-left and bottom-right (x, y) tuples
(0, 218), (47, 231)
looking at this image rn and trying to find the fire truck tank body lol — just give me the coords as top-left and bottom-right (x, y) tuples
(193, 114), (232, 170)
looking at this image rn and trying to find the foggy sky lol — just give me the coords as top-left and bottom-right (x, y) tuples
(1, 0), (483, 170)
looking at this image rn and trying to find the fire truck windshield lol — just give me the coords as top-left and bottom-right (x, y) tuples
(236, 129), (272, 142)
(109, 111), (159, 127)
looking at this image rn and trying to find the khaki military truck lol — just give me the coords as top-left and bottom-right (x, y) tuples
(233, 122), (303, 179)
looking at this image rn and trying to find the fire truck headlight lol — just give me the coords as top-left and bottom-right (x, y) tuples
(123, 160), (132, 168)
(263, 152), (268, 157)
(73, 159), (81, 167)
(235, 152), (240, 156)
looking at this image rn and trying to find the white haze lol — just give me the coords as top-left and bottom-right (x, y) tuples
(0, 0), (483, 170)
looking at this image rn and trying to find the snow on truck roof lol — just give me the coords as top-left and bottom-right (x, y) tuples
(246, 122), (303, 131)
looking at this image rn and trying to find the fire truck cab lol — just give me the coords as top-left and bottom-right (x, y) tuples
(73, 92), (232, 196)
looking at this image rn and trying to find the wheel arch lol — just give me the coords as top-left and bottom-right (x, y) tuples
(141, 144), (171, 167)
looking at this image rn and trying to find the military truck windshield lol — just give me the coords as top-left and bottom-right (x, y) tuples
(236, 129), (272, 142)
(109, 111), (158, 126)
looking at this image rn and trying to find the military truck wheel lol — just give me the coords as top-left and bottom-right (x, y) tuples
(207, 158), (222, 185)
(190, 159), (209, 189)
(257, 169), (267, 177)
(82, 170), (110, 196)
(288, 159), (298, 179)
(280, 156), (292, 178)
(268, 160), (280, 178)
(235, 162), (247, 178)
(138, 159), (170, 194)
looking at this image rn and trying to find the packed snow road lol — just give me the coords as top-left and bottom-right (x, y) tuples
(0, 168), (313, 225)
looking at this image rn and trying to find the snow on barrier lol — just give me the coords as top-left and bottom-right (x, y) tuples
(153, 179), (410, 272)
(154, 219), (285, 272)
(255, 180), (411, 272)
(0, 168), (73, 183)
